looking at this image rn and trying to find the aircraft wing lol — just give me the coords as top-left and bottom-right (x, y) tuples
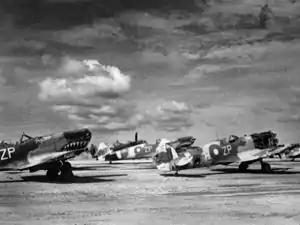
(236, 147), (275, 163)
(174, 152), (194, 167)
(286, 148), (300, 159)
(18, 149), (86, 171)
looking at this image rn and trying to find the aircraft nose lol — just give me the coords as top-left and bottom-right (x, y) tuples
(63, 128), (92, 142)
(104, 152), (119, 161)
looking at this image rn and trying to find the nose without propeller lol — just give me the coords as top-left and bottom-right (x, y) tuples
(63, 128), (92, 142)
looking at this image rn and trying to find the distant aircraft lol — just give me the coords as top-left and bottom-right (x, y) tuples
(0, 128), (92, 181)
(93, 133), (197, 163)
(153, 131), (280, 175)
(91, 132), (148, 163)
(278, 143), (300, 160)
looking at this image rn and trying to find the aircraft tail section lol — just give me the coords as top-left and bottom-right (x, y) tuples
(153, 139), (178, 172)
(91, 142), (111, 159)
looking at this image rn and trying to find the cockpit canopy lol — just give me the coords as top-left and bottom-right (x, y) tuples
(19, 132), (33, 144)
(227, 135), (239, 143)
(19, 131), (57, 144)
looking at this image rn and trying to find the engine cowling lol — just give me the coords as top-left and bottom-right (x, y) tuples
(250, 130), (278, 149)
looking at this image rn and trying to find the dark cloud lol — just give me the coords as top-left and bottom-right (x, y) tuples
(0, 0), (300, 142)
(0, 0), (201, 30)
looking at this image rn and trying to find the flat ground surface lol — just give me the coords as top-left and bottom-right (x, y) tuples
(2, 160), (300, 225)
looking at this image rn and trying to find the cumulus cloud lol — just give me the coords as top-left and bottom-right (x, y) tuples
(53, 19), (126, 47)
(53, 99), (195, 133)
(35, 57), (136, 134)
(203, 41), (299, 62)
(38, 58), (131, 102)
(118, 11), (191, 32)
(157, 100), (192, 113)
(53, 99), (147, 133)
(145, 100), (194, 132)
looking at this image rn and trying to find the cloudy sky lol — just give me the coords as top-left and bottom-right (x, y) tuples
(0, 0), (300, 145)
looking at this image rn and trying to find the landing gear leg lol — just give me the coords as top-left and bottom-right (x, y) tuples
(59, 161), (74, 181)
(238, 163), (249, 172)
(174, 166), (179, 176)
(260, 161), (272, 173)
(109, 161), (112, 164)
(46, 161), (62, 181)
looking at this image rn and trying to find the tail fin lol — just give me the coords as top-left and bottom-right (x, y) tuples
(92, 142), (111, 159)
(153, 138), (178, 172)
(135, 132), (138, 143)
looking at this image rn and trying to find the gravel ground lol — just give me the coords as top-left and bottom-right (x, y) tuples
(1, 160), (300, 225)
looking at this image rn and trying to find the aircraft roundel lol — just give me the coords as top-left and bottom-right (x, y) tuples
(209, 144), (222, 160)
(134, 146), (142, 154)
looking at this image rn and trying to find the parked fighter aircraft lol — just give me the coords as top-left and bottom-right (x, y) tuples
(91, 132), (148, 163)
(154, 130), (280, 175)
(282, 143), (300, 160)
(95, 133), (197, 163)
(0, 128), (92, 181)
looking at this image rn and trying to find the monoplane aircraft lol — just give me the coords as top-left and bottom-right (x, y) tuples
(0, 128), (92, 181)
(276, 143), (300, 160)
(153, 131), (280, 175)
(91, 132), (147, 163)
(94, 133), (197, 163)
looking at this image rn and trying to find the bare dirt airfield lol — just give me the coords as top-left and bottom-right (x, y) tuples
(1, 159), (300, 225)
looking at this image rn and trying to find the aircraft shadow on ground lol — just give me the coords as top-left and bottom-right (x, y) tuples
(160, 173), (207, 178)
(118, 166), (156, 170)
(211, 167), (300, 174)
(106, 162), (152, 165)
(159, 167), (300, 177)
(0, 173), (128, 184)
(71, 165), (114, 171)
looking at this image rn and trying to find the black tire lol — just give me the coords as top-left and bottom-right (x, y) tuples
(60, 162), (74, 181)
(261, 163), (272, 173)
(193, 157), (201, 168)
(46, 169), (59, 181)
(238, 163), (248, 172)
(61, 161), (72, 170)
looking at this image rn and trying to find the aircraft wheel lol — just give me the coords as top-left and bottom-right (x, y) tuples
(193, 157), (201, 168)
(261, 162), (272, 173)
(238, 163), (248, 172)
(59, 162), (74, 181)
(46, 169), (59, 181)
